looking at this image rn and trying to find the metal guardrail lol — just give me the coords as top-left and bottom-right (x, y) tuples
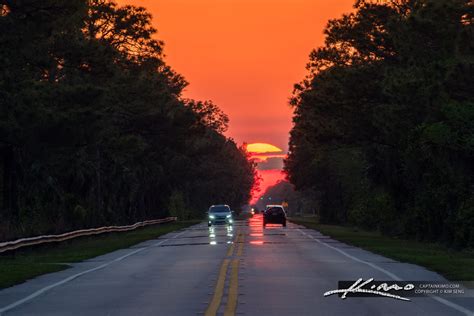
(0, 217), (177, 254)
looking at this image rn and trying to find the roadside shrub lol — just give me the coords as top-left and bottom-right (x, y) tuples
(453, 197), (474, 249)
(168, 190), (190, 221)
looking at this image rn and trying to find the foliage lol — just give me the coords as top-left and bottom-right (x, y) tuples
(254, 180), (318, 217)
(285, 0), (474, 247)
(0, 0), (255, 240)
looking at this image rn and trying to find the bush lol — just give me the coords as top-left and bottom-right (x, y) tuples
(168, 191), (190, 221)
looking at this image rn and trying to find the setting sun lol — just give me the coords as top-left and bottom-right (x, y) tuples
(247, 143), (282, 154)
(246, 142), (286, 204)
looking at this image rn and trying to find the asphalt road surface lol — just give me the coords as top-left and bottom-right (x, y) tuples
(0, 215), (473, 315)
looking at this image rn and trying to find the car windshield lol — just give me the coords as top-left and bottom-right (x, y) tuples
(267, 207), (283, 213)
(209, 206), (230, 213)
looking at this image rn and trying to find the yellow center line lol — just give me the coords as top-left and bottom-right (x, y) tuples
(226, 242), (235, 257)
(224, 230), (245, 316)
(205, 258), (230, 316)
(205, 228), (242, 316)
(223, 259), (240, 316)
(226, 228), (240, 257)
(236, 233), (244, 257)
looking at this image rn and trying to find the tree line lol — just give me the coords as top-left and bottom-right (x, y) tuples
(285, 0), (473, 248)
(0, 0), (256, 240)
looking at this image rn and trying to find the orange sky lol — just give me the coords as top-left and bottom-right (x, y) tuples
(117, 0), (354, 151)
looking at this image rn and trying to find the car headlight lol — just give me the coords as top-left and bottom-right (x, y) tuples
(209, 215), (215, 219)
(226, 214), (232, 218)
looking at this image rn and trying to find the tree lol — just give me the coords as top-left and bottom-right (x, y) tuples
(0, 0), (255, 240)
(184, 99), (229, 134)
(286, 0), (474, 247)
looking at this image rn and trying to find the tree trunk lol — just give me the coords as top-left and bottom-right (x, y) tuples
(96, 146), (102, 217)
(2, 145), (19, 222)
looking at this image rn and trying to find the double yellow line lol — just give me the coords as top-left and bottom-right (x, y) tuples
(205, 231), (245, 316)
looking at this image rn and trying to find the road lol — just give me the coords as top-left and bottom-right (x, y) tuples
(0, 215), (473, 315)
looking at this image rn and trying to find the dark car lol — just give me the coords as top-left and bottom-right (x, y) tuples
(263, 205), (287, 228)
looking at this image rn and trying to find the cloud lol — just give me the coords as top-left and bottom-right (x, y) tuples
(257, 157), (284, 170)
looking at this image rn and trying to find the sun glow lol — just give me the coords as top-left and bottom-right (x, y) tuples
(246, 143), (286, 204)
(247, 143), (282, 154)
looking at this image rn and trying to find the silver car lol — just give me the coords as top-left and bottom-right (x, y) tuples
(208, 205), (233, 226)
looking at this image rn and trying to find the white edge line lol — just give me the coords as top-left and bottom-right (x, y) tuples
(296, 227), (473, 316)
(0, 230), (187, 315)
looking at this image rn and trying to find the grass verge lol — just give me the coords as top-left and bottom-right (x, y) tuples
(290, 217), (474, 281)
(0, 220), (199, 289)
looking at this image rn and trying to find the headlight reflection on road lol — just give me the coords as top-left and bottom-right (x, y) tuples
(209, 226), (216, 237)
(207, 221), (235, 246)
(248, 214), (265, 246)
(209, 227), (216, 242)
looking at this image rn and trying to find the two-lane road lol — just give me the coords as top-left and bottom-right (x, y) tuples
(1, 215), (473, 315)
